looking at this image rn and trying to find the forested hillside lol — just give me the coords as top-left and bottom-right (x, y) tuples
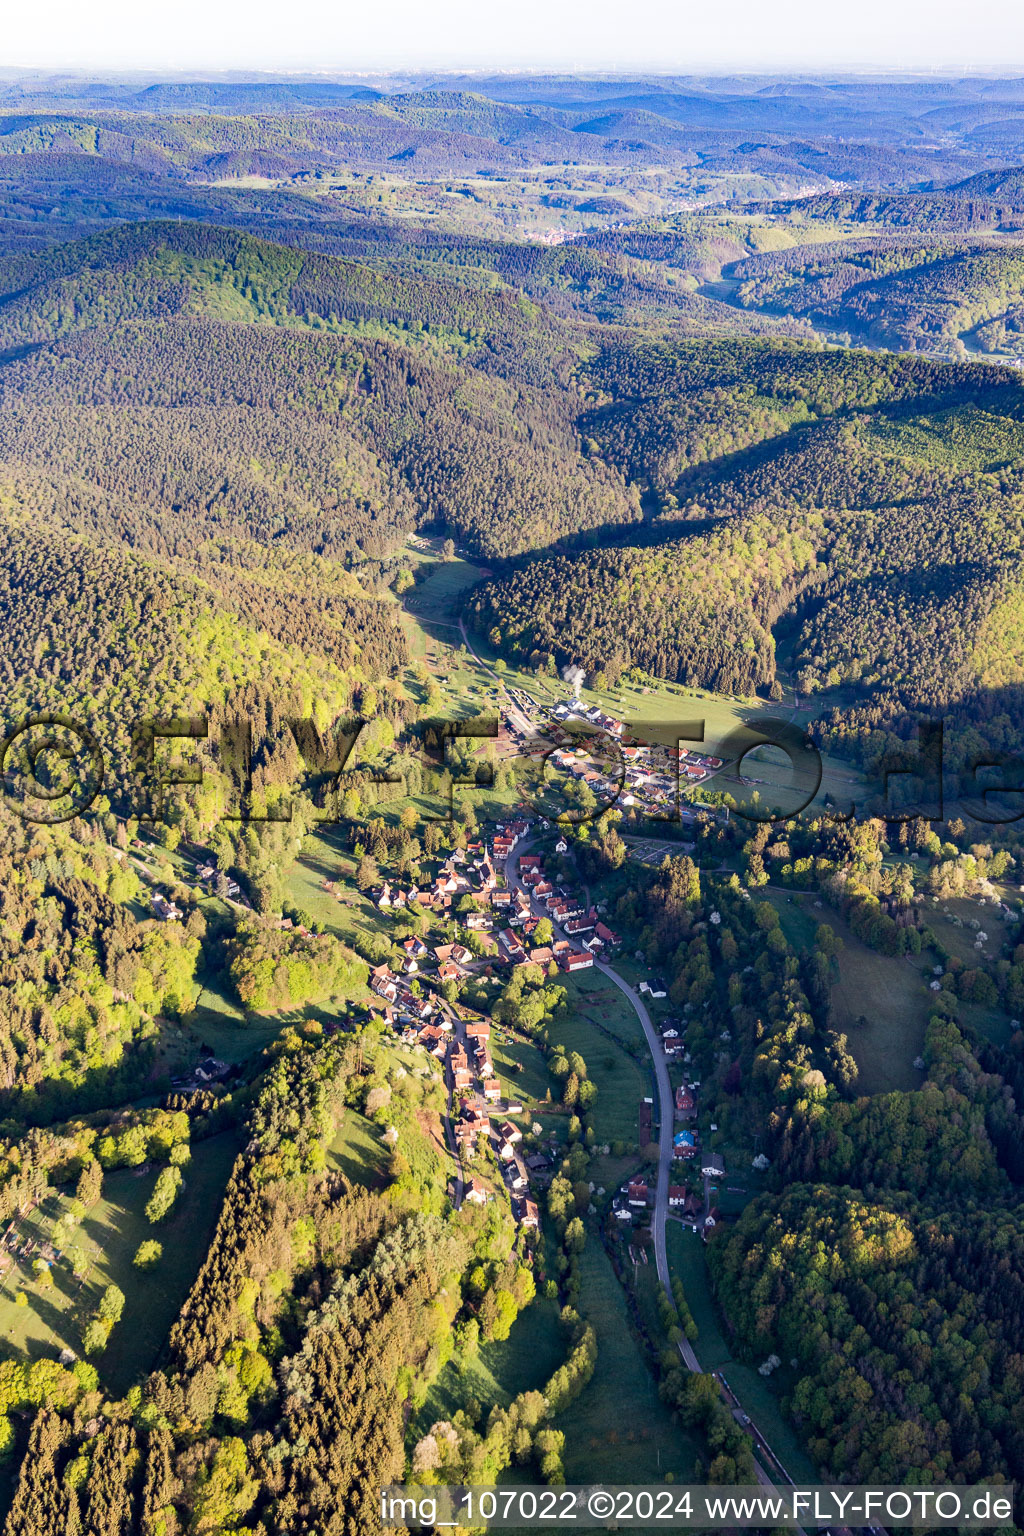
(728, 235), (1024, 353)
(474, 338), (1024, 702)
(4, 68), (1024, 1528)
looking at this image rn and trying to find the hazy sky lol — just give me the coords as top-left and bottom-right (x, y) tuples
(6, 0), (1024, 74)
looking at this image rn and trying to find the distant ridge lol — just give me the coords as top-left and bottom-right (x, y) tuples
(131, 81), (384, 110)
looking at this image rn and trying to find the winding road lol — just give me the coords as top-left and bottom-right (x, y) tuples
(504, 836), (789, 1490)
(458, 611), (798, 1497)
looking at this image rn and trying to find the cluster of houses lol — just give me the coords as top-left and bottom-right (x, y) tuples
(369, 961), (441, 1031)
(195, 862), (241, 898)
(492, 1117), (541, 1229)
(500, 692), (726, 819)
(549, 699), (625, 737)
(371, 826), (531, 920)
(447, 1017), (540, 1230)
(672, 1082), (703, 1163)
(504, 848), (622, 972)
(612, 1143), (727, 1234)
(363, 814), (624, 991)
(449, 1019), (500, 1102)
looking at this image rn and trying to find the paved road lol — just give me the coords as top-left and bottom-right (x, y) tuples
(461, 629), (804, 1501)
(503, 833), (786, 1489)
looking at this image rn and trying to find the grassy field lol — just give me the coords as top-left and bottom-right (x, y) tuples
(0, 1131), (239, 1396)
(564, 969), (652, 1056)
(411, 1293), (567, 1440)
(547, 980), (653, 1150)
(760, 887), (822, 951)
(188, 969), (285, 1064)
(927, 894), (1008, 968)
(556, 1228), (701, 1484)
(327, 1110), (391, 1190)
(666, 1223), (818, 1484)
(490, 1035), (554, 1111)
(822, 908), (931, 1094)
(285, 829), (384, 959)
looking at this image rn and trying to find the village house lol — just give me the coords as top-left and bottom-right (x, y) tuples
(675, 1085), (695, 1120)
(482, 1078), (501, 1103)
(463, 1178), (489, 1205)
(702, 1154), (726, 1179)
(561, 948), (593, 972)
(370, 964), (399, 1003)
(499, 929), (527, 964)
(668, 1185), (688, 1207)
(683, 1192), (703, 1222)
(505, 1159), (528, 1192)
(456, 1106), (490, 1150)
(627, 1179), (650, 1207)
(398, 991), (434, 1022)
(435, 942), (473, 967)
(516, 1198), (540, 1230)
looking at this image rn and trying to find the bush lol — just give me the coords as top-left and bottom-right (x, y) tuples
(82, 1318), (111, 1356)
(145, 1165), (183, 1223)
(98, 1284), (125, 1324)
(133, 1240), (163, 1270)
